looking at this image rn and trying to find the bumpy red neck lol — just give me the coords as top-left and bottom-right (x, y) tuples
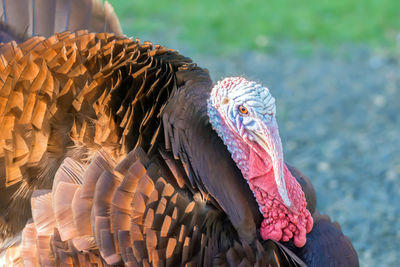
(207, 95), (313, 247)
(246, 148), (313, 247)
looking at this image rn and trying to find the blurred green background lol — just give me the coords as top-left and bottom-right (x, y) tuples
(112, 0), (400, 53)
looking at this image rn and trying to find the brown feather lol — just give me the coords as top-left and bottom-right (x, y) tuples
(6, 148), (313, 266)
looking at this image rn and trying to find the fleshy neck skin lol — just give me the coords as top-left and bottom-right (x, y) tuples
(207, 77), (313, 247)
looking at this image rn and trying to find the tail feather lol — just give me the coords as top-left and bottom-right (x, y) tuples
(67, 0), (92, 32)
(33, 0), (57, 37)
(20, 221), (39, 266)
(4, 243), (21, 266)
(53, 0), (70, 33)
(53, 182), (80, 241)
(103, 1), (122, 34)
(52, 157), (85, 189)
(0, 0), (123, 44)
(0, 0), (32, 36)
(36, 235), (55, 266)
(30, 190), (55, 236)
(89, 0), (107, 33)
(71, 187), (93, 237)
(4, 147), (307, 266)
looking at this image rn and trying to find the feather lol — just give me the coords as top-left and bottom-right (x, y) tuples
(67, 0), (91, 32)
(53, 0), (69, 33)
(0, 0), (32, 37)
(36, 235), (55, 266)
(53, 181), (81, 241)
(33, 0), (56, 36)
(20, 221), (39, 266)
(29, 128), (50, 163)
(52, 157), (85, 188)
(72, 235), (96, 252)
(91, 170), (119, 219)
(1, 0), (122, 46)
(80, 149), (114, 199)
(30, 190), (55, 236)
(4, 243), (21, 266)
(103, 1), (122, 35)
(71, 187), (93, 237)
(93, 216), (119, 264)
(117, 230), (131, 263)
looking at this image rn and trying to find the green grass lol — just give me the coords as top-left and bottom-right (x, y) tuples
(111, 0), (400, 53)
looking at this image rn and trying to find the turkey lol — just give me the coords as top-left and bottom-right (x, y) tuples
(0, 0), (359, 266)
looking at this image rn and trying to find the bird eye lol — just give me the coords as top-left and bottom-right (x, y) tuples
(238, 105), (248, 115)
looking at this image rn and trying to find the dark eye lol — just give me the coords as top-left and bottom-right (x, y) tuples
(238, 105), (248, 115)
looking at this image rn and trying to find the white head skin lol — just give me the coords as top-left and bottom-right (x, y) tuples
(207, 77), (313, 247)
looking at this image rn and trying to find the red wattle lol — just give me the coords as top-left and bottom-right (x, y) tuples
(247, 150), (313, 247)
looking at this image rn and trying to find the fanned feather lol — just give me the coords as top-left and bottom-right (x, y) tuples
(52, 157), (85, 188)
(33, 0), (57, 36)
(30, 190), (55, 236)
(0, 0), (122, 43)
(53, 182), (81, 241)
(5, 148), (314, 266)
(0, 0), (32, 37)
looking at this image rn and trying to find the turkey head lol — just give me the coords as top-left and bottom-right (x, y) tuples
(208, 77), (313, 247)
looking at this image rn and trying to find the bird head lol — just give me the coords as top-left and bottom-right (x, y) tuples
(207, 77), (313, 247)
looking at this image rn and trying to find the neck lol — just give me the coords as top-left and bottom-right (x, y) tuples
(208, 107), (313, 247)
(243, 149), (313, 247)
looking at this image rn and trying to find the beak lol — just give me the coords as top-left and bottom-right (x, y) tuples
(251, 118), (292, 208)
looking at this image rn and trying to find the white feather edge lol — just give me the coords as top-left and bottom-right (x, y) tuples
(53, 181), (81, 241)
(31, 190), (55, 236)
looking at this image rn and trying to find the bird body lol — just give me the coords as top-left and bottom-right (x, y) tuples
(0, 1), (359, 266)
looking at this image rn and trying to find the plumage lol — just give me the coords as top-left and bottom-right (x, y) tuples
(0, 0), (123, 43)
(0, 1), (358, 266)
(30, 190), (55, 235)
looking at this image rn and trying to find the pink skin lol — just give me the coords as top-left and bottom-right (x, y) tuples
(242, 120), (313, 247)
(209, 77), (313, 247)
(245, 140), (313, 247)
(214, 109), (313, 247)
